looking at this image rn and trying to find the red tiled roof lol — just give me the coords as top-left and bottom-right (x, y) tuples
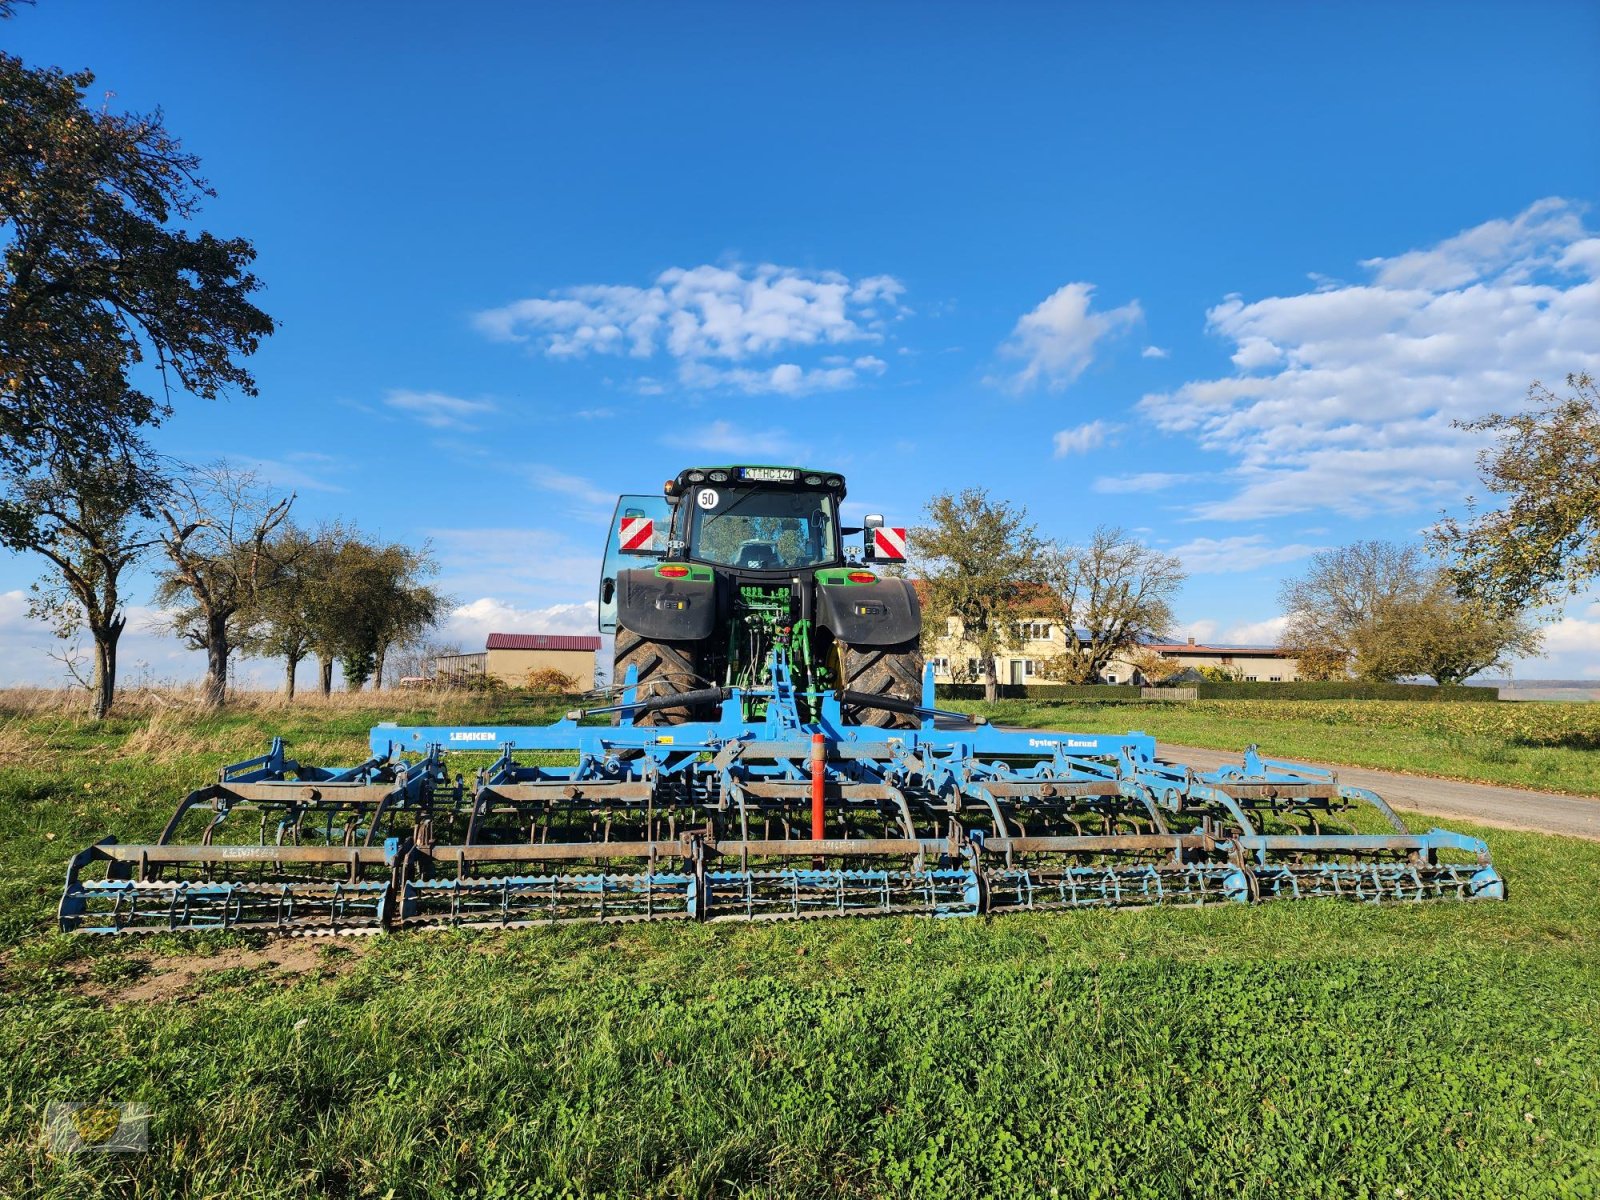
(485, 633), (601, 652)
(1143, 642), (1296, 656)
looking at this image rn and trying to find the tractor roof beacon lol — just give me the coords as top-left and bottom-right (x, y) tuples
(57, 464), (1506, 934)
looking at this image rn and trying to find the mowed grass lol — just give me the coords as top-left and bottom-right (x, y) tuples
(944, 697), (1600, 796)
(0, 692), (1597, 1199)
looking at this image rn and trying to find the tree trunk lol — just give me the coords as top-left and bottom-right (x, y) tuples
(202, 613), (230, 709)
(983, 652), (998, 704)
(284, 652), (301, 700)
(90, 623), (120, 720)
(319, 656), (333, 696)
(373, 642), (387, 691)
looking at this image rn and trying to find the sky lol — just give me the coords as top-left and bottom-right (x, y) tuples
(3, 1), (1599, 687)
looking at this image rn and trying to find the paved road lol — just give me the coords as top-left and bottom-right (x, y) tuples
(1160, 742), (1600, 842)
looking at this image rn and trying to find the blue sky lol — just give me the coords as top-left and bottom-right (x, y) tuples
(4, 1), (1600, 685)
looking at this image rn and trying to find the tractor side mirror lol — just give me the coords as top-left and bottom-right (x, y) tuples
(864, 514), (885, 529)
(601, 577), (615, 603)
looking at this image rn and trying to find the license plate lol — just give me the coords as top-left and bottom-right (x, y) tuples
(738, 467), (796, 482)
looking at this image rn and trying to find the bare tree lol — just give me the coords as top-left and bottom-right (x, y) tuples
(11, 456), (165, 717)
(155, 463), (293, 707)
(387, 635), (463, 684)
(1041, 527), (1185, 682)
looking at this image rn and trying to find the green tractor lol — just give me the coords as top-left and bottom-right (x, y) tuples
(598, 465), (924, 726)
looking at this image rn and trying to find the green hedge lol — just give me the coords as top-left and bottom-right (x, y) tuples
(936, 681), (1500, 703)
(937, 683), (1142, 701)
(1192, 680), (1499, 702)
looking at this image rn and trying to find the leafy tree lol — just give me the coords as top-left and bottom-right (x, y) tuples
(333, 541), (443, 691)
(524, 667), (578, 694)
(1279, 541), (1427, 681)
(1357, 578), (1542, 686)
(912, 489), (1044, 703)
(290, 532), (444, 693)
(13, 456), (165, 716)
(0, 50), (272, 489)
(1434, 373), (1600, 611)
(244, 524), (321, 699)
(1119, 645), (1184, 686)
(155, 464), (294, 707)
(1280, 539), (1540, 684)
(1041, 526), (1184, 681)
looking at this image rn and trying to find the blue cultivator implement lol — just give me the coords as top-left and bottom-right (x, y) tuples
(59, 653), (1504, 935)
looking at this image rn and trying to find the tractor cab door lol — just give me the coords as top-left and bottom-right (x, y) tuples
(598, 494), (671, 633)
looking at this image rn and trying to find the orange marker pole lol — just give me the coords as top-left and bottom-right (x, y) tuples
(810, 733), (826, 865)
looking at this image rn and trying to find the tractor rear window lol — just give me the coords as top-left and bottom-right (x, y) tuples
(687, 487), (838, 570)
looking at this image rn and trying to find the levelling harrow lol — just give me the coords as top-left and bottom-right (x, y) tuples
(59, 653), (1504, 935)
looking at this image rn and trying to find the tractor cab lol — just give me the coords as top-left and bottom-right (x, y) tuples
(669, 466), (845, 574)
(599, 466), (862, 631)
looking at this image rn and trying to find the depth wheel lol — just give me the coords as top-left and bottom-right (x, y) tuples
(834, 638), (924, 729)
(613, 630), (704, 726)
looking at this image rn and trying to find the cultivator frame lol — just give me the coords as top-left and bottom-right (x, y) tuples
(60, 654), (1504, 935)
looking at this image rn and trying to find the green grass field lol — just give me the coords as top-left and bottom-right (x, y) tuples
(1, 694), (1597, 1198)
(945, 697), (1600, 796)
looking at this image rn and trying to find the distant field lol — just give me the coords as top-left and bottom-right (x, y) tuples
(943, 697), (1600, 797)
(1, 693), (1597, 1198)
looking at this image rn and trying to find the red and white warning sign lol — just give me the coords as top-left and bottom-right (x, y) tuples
(619, 516), (656, 552)
(871, 526), (907, 560)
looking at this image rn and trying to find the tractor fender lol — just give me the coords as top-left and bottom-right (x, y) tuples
(816, 577), (921, 646)
(615, 569), (718, 642)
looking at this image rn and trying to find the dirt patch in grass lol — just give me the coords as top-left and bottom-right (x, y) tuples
(70, 938), (370, 1005)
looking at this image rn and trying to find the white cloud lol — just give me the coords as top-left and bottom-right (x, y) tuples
(1168, 534), (1325, 574)
(995, 283), (1142, 391)
(442, 598), (600, 648)
(1171, 619), (1219, 644)
(520, 465), (615, 510)
(1224, 615), (1291, 645)
(474, 263), (904, 363)
(1140, 198), (1600, 520)
(1142, 345), (1170, 359)
(0, 589), (28, 630)
(676, 361), (860, 396)
(1160, 614), (1290, 649)
(1540, 616), (1600, 656)
(1092, 471), (1194, 494)
(1361, 198), (1587, 290)
(230, 455), (349, 494)
(384, 389), (498, 431)
(664, 420), (800, 460)
(1052, 419), (1119, 457)
(425, 527), (600, 605)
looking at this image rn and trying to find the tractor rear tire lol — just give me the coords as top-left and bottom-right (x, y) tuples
(613, 630), (704, 726)
(836, 638), (924, 729)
